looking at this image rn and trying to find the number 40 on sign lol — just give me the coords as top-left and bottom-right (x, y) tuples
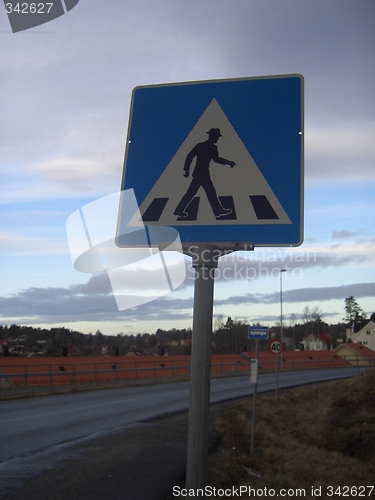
(269, 339), (284, 355)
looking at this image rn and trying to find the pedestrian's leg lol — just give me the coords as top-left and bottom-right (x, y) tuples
(201, 177), (224, 216)
(174, 177), (201, 216)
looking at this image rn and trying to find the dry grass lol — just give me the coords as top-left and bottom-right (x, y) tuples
(207, 369), (375, 498)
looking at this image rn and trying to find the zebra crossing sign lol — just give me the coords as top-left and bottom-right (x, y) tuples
(118, 75), (304, 249)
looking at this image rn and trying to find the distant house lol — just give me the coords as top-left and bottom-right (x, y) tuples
(334, 343), (375, 366)
(300, 333), (333, 351)
(124, 350), (147, 357)
(346, 320), (375, 351)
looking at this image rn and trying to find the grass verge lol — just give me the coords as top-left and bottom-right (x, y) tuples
(207, 369), (375, 499)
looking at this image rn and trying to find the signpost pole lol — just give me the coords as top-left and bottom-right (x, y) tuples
(275, 354), (279, 405)
(186, 245), (219, 496)
(269, 339), (283, 404)
(250, 339), (259, 455)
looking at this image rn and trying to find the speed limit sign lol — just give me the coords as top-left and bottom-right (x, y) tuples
(269, 339), (284, 355)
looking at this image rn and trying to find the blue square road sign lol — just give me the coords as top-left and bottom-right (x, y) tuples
(248, 326), (269, 340)
(118, 75), (304, 249)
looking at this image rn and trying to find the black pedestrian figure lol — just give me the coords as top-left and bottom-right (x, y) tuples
(174, 128), (236, 219)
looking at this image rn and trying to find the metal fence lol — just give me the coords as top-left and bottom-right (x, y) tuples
(0, 353), (374, 389)
(0, 357), (247, 388)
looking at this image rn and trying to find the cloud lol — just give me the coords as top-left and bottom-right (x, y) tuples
(215, 283), (375, 308)
(0, 110), (125, 204)
(0, 271), (373, 326)
(0, 230), (69, 256)
(305, 122), (375, 184)
(1, 0), (374, 205)
(203, 243), (374, 283)
(73, 272), (113, 295)
(244, 309), (341, 325)
(283, 283), (375, 303)
(0, 269), (194, 325)
(332, 229), (361, 240)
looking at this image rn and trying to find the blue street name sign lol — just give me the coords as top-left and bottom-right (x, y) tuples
(118, 75), (304, 249)
(248, 326), (269, 340)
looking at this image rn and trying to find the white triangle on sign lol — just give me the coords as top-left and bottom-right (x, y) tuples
(130, 98), (291, 226)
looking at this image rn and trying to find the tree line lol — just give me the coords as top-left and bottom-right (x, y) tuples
(0, 296), (373, 357)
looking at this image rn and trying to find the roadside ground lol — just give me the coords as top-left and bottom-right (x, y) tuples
(2, 399), (242, 500)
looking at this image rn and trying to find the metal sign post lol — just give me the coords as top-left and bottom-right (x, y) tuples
(269, 339), (284, 405)
(185, 245), (219, 495)
(250, 339), (259, 456)
(248, 326), (267, 456)
(276, 355), (279, 404)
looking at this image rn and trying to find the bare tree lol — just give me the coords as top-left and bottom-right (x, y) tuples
(311, 307), (323, 334)
(302, 306), (311, 334)
(213, 314), (224, 332)
(289, 313), (297, 349)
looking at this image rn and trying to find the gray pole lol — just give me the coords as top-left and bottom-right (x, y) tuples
(250, 339), (259, 455)
(186, 245), (219, 497)
(275, 353), (279, 405)
(280, 269), (286, 369)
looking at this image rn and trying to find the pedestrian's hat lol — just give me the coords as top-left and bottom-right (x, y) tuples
(207, 128), (222, 136)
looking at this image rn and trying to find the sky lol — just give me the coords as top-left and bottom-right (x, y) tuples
(1, 0), (374, 336)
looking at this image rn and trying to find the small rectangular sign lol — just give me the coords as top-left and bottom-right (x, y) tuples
(248, 326), (269, 340)
(250, 359), (258, 383)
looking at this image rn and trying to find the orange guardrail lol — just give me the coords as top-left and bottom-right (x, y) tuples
(0, 354), (248, 388)
(0, 351), (373, 388)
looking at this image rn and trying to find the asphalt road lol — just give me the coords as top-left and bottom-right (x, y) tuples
(0, 367), (368, 499)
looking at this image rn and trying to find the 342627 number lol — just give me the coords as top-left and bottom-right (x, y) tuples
(327, 485), (374, 497)
(5, 3), (54, 14)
